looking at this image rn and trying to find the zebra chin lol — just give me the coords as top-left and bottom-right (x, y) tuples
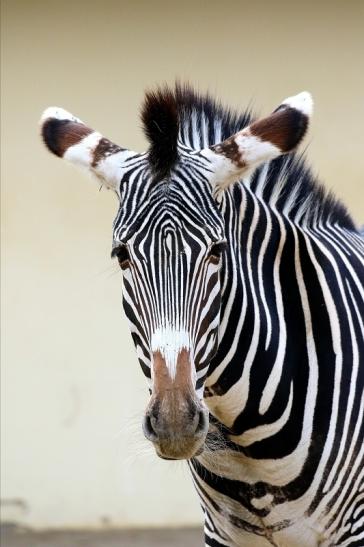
(155, 436), (207, 461)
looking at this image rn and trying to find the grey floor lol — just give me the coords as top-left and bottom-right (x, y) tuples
(1, 524), (204, 547)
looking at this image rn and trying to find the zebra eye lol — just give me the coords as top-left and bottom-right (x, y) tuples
(112, 245), (130, 270)
(208, 242), (226, 263)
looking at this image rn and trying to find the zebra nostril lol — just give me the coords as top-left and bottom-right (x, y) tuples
(143, 414), (158, 441)
(195, 409), (207, 435)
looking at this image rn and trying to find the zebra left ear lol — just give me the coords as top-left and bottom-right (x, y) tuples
(201, 91), (313, 191)
(40, 107), (134, 191)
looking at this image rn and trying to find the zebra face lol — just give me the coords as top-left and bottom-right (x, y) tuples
(112, 165), (225, 459)
(40, 85), (313, 460)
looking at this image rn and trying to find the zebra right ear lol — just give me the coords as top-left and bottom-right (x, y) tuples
(201, 91), (313, 191)
(40, 107), (136, 192)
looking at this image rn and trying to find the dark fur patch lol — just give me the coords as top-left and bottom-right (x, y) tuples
(250, 106), (308, 152)
(91, 138), (124, 167)
(41, 119), (92, 157)
(212, 139), (247, 168)
(141, 86), (179, 180)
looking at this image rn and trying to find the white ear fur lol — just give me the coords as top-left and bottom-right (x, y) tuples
(40, 107), (135, 191)
(41, 106), (83, 124)
(281, 91), (313, 117)
(201, 91), (313, 191)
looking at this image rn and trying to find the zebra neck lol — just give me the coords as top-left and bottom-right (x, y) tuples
(206, 184), (320, 452)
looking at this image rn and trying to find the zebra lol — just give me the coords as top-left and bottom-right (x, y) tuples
(40, 83), (364, 546)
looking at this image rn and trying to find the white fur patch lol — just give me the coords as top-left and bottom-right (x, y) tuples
(201, 134), (281, 191)
(63, 132), (120, 190)
(281, 91), (313, 117)
(201, 148), (240, 189)
(93, 149), (131, 189)
(234, 132), (281, 165)
(251, 493), (274, 510)
(151, 325), (191, 380)
(40, 106), (83, 124)
(63, 132), (102, 165)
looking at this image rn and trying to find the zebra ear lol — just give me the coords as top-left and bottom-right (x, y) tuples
(201, 91), (313, 191)
(40, 107), (134, 191)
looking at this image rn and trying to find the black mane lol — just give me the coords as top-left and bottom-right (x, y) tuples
(141, 83), (355, 230)
(141, 82), (251, 177)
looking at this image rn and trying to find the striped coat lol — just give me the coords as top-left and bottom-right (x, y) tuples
(41, 84), (364, 546)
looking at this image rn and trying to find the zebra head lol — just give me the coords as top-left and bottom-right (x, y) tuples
(41, 85), (312, 460)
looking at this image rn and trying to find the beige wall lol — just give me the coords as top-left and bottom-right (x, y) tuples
(2, 0), (363, 529)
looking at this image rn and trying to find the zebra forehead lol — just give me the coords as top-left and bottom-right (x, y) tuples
(114, 217), (223, 248)
(113, 180), (225, 244)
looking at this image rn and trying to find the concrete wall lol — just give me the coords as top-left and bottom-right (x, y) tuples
(2, 0), (363, 529)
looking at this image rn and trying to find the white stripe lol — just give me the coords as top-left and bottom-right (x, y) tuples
(259, 211), (287, 414)
(230, 382), (293, 447)
(151, 325), (190, 380)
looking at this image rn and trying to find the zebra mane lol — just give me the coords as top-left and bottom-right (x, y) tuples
(141, 82), (355, 229)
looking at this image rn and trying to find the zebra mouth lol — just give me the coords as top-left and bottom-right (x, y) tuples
(154, 437), (206, 461)
(158, 445), (205, 461)
(156, 451), (202, 460)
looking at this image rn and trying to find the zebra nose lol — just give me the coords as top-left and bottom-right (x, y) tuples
(142, 404), (209, 448)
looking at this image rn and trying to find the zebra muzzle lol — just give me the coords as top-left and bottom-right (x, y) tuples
(143, 350), (209, 459)
(143, 397), (209, 460)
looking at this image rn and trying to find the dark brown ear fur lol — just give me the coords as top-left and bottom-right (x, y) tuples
(250, 106), (309, 153)
(41, 119), (92, 157)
